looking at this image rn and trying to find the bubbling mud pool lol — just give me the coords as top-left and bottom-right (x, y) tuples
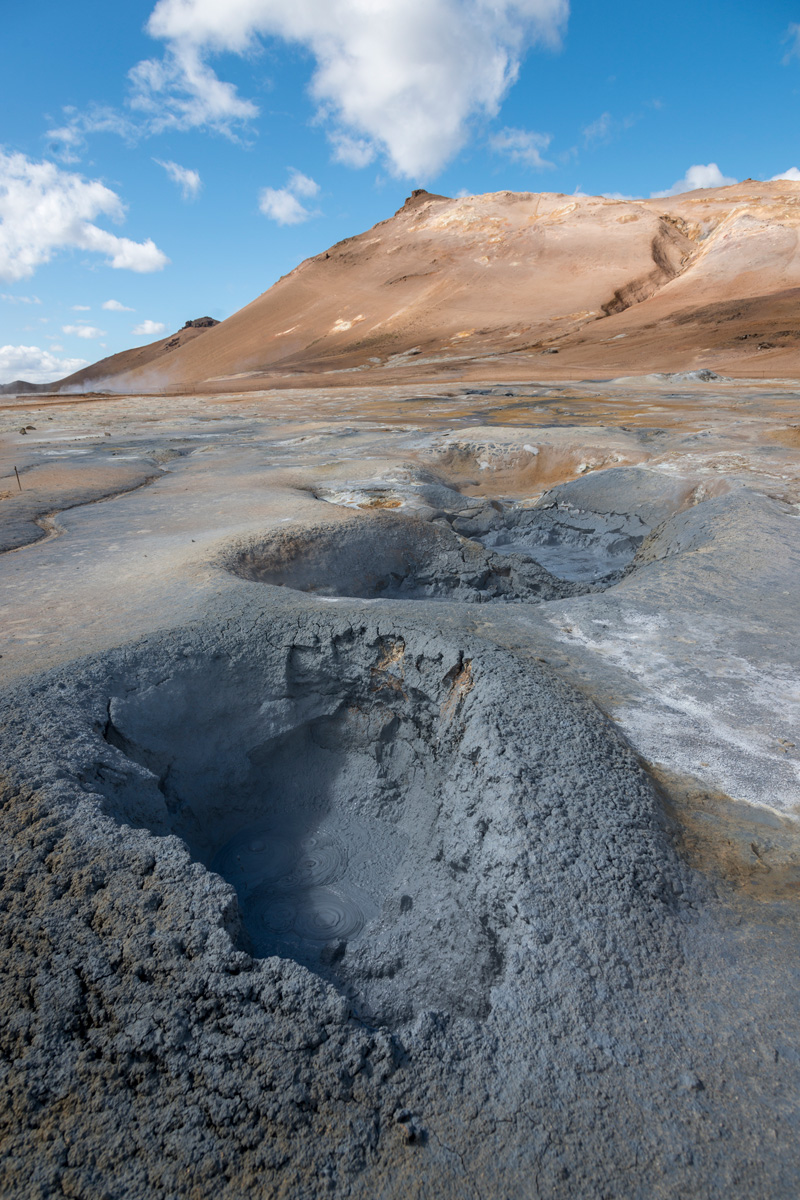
(211, 824), (374, 961)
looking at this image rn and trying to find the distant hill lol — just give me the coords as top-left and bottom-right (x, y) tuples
(11, 180), (800, 393)
(0, 318), (219, 395)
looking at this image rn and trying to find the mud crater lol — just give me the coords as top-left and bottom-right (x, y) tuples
(278, 465), (723, 599)
(228, 511), (590, 603)
(99, 631), (508, 1026)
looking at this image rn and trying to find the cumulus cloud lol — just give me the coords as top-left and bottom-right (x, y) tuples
(0, 150), (169, 281)
(286, 169), (320, 199)
(771, 167), (800, 182)
(0, 344), (88, 385)
(133, 0), (570, 176)
(329, 132), (376, 168)
(132, 319), (167, 335)
(62, 324), (106, 339)
(651, 162), (737, 199)
(102, 298), (135, 311)
(259, 169), (321, 224)
(490, 126), (553, 168)
(155, 158), (202, 198)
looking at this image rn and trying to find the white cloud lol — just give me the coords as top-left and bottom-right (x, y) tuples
(133, 0), (570, 176)
(259, 169), (321, 224)
(259, 190), (312, 225)
(49, 343), (65, 351)
(286, 169), (319, 198)
(129, 44), (258, 136)
(771, 167), (800, 182)
(62, 324), (106, 339)
(45, 106), (136, 163)
(0, 344), (88, 385)
(71, 304), (91, 311)
(490, 126), (553, 168)
(155, 158), (202, 198)
(651, 162), (737, 198)
(328, 132), (375, 168)
(583, 111), (612, 145)
(132, 319), (167, 335)
(782, 23), (800, 64)
(0, 292), (40, 304)
(0, 150), (170, 281)
(102, 298), (135, 311)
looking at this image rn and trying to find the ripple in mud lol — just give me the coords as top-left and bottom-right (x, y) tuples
(210, 827), (294, 896)
(247, 886), (367, 949)
(213, 826), (366, 957)
(211, 827), (348, 894)
(279, 831), (349, 890)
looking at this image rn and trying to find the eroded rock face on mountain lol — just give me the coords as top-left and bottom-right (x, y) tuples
(8, 179), (800, 397)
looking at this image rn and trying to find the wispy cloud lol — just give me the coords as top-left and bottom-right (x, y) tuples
(0, 292), (41, 304)
(259, 169), (321, 225)
(129, 45), (258, 138)
(582, 112), (612, 145)
(582, 110), (637, 148)
(490, 127), (553, 169)
(0, 150), (169, 282)
(45, 105), (138, 163)
(154, 158), (202, 199)
(782, 22), (800, 64)
(71, 304), (91, 311)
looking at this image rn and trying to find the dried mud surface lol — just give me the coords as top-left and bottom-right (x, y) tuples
(0, 377), (798, 1198)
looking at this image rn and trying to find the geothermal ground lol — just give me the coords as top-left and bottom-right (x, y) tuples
(0, 372), (799, 1197)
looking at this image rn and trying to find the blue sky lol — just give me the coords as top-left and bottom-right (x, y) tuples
(2, 0), (799, 383)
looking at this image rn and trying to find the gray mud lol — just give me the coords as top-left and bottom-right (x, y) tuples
(476, 465), (694, 581)
(1, 599), (799, 1198)
(304, 466), (723, 593)
(228, 509), (589, 602)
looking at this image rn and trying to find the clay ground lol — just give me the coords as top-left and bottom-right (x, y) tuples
(2, 372), (799, 884)
(0, 374), (798, 1197)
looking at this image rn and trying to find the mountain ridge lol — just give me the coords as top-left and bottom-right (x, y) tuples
(9, 180), (800, 393)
